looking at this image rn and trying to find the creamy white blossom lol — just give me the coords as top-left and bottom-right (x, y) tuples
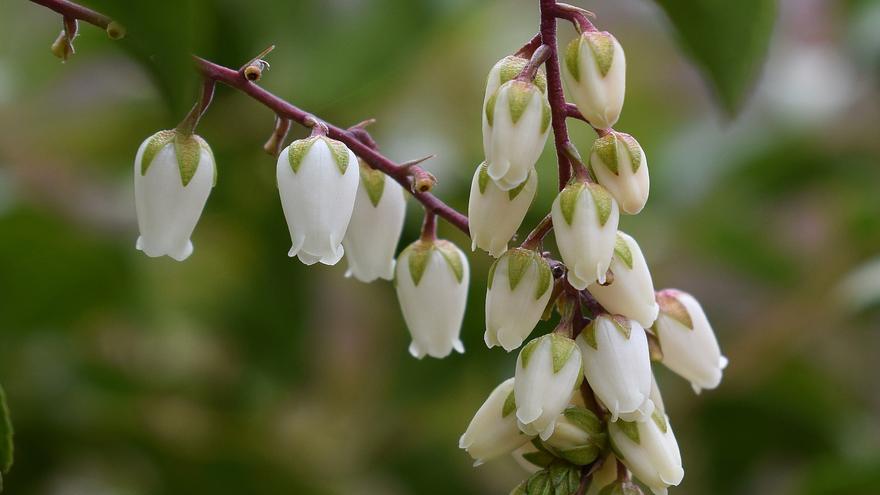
(551, 181), (620, 289)
(514, 334), (582, 440)
(589, 131), (649, 215)
(134, 129), (216, 261)
(395, 239), (469, 359)
(543, 406), (606, 466)
(576, 315), (654, 422)
(277, 136), (359, 265)
(342, 161), (406, 282)
(483, 79), (551, 190)
(468, 163), (537, 257)
(511, 442), (545, 474)
(654, 290), (728, 393)
(459, 378), (532, 466)
(609, 413), (684, 495)
(563, 31), (626, 129)
(588, 232), (659, 328)
(485, 248), (553, 352)
(483, 55), (547, 109)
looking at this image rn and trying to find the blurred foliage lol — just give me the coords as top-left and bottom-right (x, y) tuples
(0, 1), (879, 495)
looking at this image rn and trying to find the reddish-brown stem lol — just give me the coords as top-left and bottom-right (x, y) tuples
(263, 115), (291, 157)
(31, 0), (112, 29)
(514, 33), (544, 58)
(175, 78), (215, 136)
(516, 44), (552, 83)
(420, 210), (437, 242)
(553, 3), (598, 33)
(539, 0), (574, 190)
(565, 103), (611, 136)
(521, 214), (553, 250)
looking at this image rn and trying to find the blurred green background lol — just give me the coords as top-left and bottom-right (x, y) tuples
(1, 0), (879, 494)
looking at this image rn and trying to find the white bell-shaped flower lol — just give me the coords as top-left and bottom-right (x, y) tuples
(277, 136), (359, 265)
(342, 161), (406, 282)
(395, 238), (469, 359)
(585, 455), (619, 495)
(551, 181), (620, 289)
(589, 131), (649, 215)
(459, 378), (532, 466)
(654, 289), (728, 393)
(511, 442), (548, 474)
(485, 248), (553, 351)
(484, 55), (547, 108)
(134, 129), (216, 261)
(514, 334), (582, 440)
(608, 413), (684, 495)
(543, 406), (606, 466)
(588, 232), (659, 328)
(576, 315), (654, 422)
(468, 163), (537, 257)
(563, 31), (626, 129)
(482, 79), (551, 190)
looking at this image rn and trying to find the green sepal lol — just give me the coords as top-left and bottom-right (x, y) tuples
(435, 240), (465, 284)
(534, 256), (552, 300)
(610, 316), (633, 340)
(541, 100), (552, 134)
(565, 37), (581, 82)
(651, 409), (669, 434)
(558, 182), (586, 226)
(174, 132), (203, 187)
(0, 384), (12, 475)
(618, 133), (643, 173)
(613, 234), (634, 269)
(557, 445), (601, 466)
(487, 257), (499, 290)
(323, 137), (351, 174)
(477, 162), (491, 194)
(140, 129), (175, 176)
(194, 135), (217, 187)
(580, 320), (598, 350)
(616, 420), (640, 444)
(585, 32), (615, 77)
(508, 171), (531, 200)
(586, 183), (614, 226)
(549, 333), (577, 374)
(502, 390), (517, 418)
(526, 470), (552, 495)
(288, 136), (318, 174)
(525, 461), (580, 495)
(507, 81), (536, 124)
(657, 291), (694, 329)
(563, 407), (603, 436)
(485, 91), (498, 127)
(359, 161), (386, 207)
(506, 248), (535, 292)
(522, 450), (556, 469)
(402, 240), (433, 286)
(520, 337), (542, 369)
(592, 134), (619, 175)
(497, 55), (547, 93)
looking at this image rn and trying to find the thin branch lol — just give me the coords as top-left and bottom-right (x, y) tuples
(31, 0), (111, 29)
(539, 0), (574, 190)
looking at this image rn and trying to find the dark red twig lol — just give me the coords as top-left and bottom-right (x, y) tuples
(539, 0), (575, 190)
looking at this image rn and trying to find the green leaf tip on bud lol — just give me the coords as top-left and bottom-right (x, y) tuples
(585, 31), (616, 77)
(106, 21), (126, 40)
(656, 290), (694, 330)
(402, 239), (465, 286)
(613, 233), (634, 269)
(359, 161), (386, 207)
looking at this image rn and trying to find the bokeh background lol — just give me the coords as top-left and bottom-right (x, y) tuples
(1, 0), (879, 493)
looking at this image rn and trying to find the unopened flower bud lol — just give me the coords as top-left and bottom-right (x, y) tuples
(395, 239), (469, 359)
(483, 80), (551, 190)
(577, 315), (654, 421)
(588, 232), (659, 328)
(460, 378), (532, 466)
(608, 413), (684, 495)
(589, 131), (649, 214)
(277, 136), (359, 265)
(515, 334), (582, 440)
(543, 406), (607, 465)
(653, 290), (728, 393)
(551, 181), (620, 289)
(485, 248), (553, 351)
(134, 129), (216, 261)
(563, 31), (626, 129)
(342, 161), (406, 282)
(468, 163), (537, 257)
(484, 55), (548, 107)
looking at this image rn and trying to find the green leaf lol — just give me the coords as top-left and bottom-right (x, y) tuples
(586, 183), (614, 226)
(506, 249), (534, 292)
(591, 134), (619, 175)
(0, 384), (13, 476)
(520, 337), (542, 369)
(564, 37), (581, 82)
(549, 334), (576, 374)
(585, 32), (616, 77)
(322, 137), (351, 174)
(558, 183), (585, 226)
(613, 234), (634, 269)
(435, 240), (465, 284)
(507, 81), (536, 124)
(288, 137), (318, 174)
(477, 162), (491, 194)
(653, 0), (777, 113)
(534, 257), (552, 300)
(581, 321), (598, 350)
(404, 241), (433, 286)
(174, 132), (203, 186)
(485, 91), (498, 127)
(522, 450), (556, 469)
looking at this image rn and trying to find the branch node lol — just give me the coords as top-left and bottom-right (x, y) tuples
(106, 21), (126, 40)
(409, 167), (437, 194)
